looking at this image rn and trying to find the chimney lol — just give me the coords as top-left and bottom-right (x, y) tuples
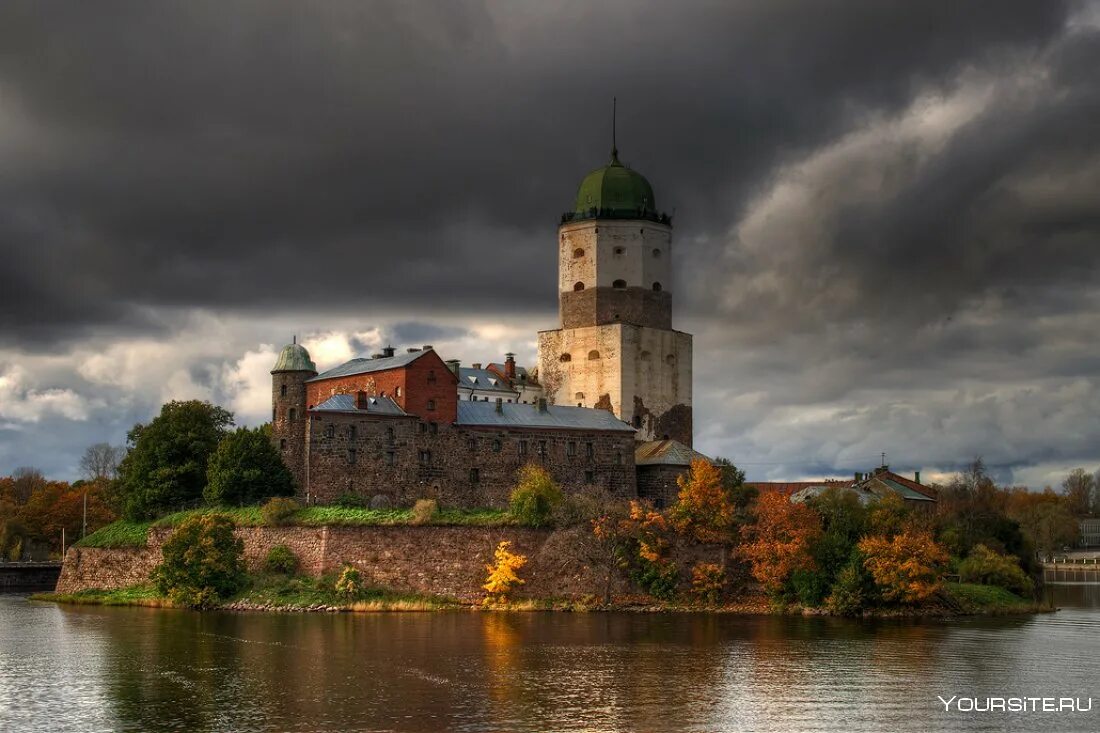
(536, 397), (548, 413)
(914, 470), (921, 484)
(445, 359), (460, 376)
(407, 347), (421, 353)
(370, 353), (384, 359)
(495, 397), (503, 414)
(382, 345), (395, 358)
(854, 472), (861, 482)
(356, 390), (369, 410)
(472, 362), (482, 370)
(423, 344), (434, 351)
(504, 352), (516, 379)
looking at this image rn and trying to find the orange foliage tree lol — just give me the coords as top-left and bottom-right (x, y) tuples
(669, 459), (737, 543)
(858, 528), (949, 604)
(739, 491), (822, 595)
(483, 541), (528, 603)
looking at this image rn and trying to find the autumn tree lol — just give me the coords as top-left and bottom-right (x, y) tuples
(483, 541), (527, 603)
(1004, 487), (1079, 558)
(1061, 468), (1096, 517)
(858, 528), (948, 605)
(739, 491), (823, 597)
(669, 459), (738, 543)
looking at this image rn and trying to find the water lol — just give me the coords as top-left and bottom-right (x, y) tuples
(1, 588), (1098, 732)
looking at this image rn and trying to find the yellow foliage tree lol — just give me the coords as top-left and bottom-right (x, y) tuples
(858, 528), (948, 604)
(669, 459), (737, 543)
(738, 490), (823, 596)
(483, 540), (528, 603)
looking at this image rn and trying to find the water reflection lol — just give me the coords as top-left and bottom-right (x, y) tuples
(0, 588), (1096, 732)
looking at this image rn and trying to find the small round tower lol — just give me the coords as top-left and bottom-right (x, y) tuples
(271, 338), (317, 495)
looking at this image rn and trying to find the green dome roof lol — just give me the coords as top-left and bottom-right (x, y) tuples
(573, 150), (656, 217)
(271, 341), (317, 373)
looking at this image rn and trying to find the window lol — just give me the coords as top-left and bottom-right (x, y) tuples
(385, 451), (395, 466)
(615, 451), (623, 465)
(427, 399), (436, 411)
(419, 449), (431, 464)
(348, 425), (357, 440)
(386, 426), (395, 442)
(469, 468), (480, 484)
(613, 246), (624, 256)
(652, 282), (662, 292)
(559, 353), (572, 363)
(395, 386), (402, 398)
(573, 281), (585, 291)
(419, 423), (428, 434)
(324, 423), (335, 439)
(289, 408), (297, 421)
(632, 415), (642, 428)
(639, 350), (651, 361)
(347, 448), (357, 465)
(666, 354), (676, 365)
(492, 439), (502, 453)
(538, 440), (547, 457)
(280, 439), (287, 450)
(567, 441), (576, 457)
(573, 248), (585, 258)
(652, 248), (662, 258)
(588, 350), (600, 360)
(280, 384), (287, 397)
(467, 438), (477, 451)
(518, 440), (528, 456)
(612, 279), (626, 289)
(585, 470), (595, 483)
(575, 392), (585, 400)
(586, 442), (594, 459)
(427, 370), (436, 383)
(430, 422), (438, 435)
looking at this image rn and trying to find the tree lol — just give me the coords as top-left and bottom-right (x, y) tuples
(804, 488), (870, 601)
(1061, 468), (1095, 517)
(958, 544), (1034, 596)
(858, 528), (948, 605)
(509, 464), (563, 528)
(10, 467), (46, 503)
(79, 443), (125, 482)
(1004, 488), (1078, 558)
(714, 457), (757, 517)
(204, 425), (295, 506)
(537, 362), (565, 405)
(151, 514), (245, 609)
(116, 400), (234, 519)
(483, 541), (527, 603)
(669, 458), (738, 544)
(739, 491), (823, 596)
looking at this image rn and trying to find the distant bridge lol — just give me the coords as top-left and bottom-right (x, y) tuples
(0, 562), (62, 591)
(1043, 561), (1100, 585)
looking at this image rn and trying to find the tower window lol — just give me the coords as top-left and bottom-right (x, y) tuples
(573, 281), (585, 291)
(588, 350), (601, 360)
(613, 247), (624, 256)
(289, 408), (297, 421)
(573, 248), (585, 258)
(612, 279), (626, 289)
(640, 350), (651, 361)
(574, 392), (585, 400)
(652, 282), (662, 292)
(559, 353), (572, 362)
(632, 415), (642, 428)
(652, 248), (662, 258)
(280, 384), (287, 397)
(666, 354), (676, 365)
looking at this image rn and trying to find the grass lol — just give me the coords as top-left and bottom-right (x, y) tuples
(945, 582), (1049, 615)
(236, 572), (461, 610)
(32, 584), (171, 607)
(75, 506), (516, 549)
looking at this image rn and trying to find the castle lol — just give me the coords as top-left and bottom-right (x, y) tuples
(272, 137), (702, 508)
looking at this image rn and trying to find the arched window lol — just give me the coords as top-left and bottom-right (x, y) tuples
(559, 353), (572, 362)
(573, 248), (585, 258)
(639, 350), (651, 361)
(612, 279), (626, 289)
(652, 248), (662, 258)
(665, 354), (676, 365)
(652, 282), (662, 292)
(395, 386), (402, 398)
(280, 384), (287, 397)
(573, 281), (585, 291)
(574, 392), (585, 400)
(588, 350), (601, 360)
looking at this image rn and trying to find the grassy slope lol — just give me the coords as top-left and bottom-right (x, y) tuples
(76, 506), (514, 548)
(945, 582), (1048, 614)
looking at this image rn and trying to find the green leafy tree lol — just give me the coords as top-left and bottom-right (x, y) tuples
(509, 464), (564, 528)
(204, 425), (295, 506)
(152, 514), (245, 608)
(116, 400), (234, 519)
(958, 544), (1034, 596)
(805, 488), (870, 599)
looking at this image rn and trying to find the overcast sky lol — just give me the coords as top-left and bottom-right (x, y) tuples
(2, 1), (1099, 487)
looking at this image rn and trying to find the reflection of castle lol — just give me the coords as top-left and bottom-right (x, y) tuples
(271, 139), (699, 508)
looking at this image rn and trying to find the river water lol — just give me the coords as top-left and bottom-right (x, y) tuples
(1, 587), (1097, 732)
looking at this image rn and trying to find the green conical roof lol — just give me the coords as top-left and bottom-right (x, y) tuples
(272, 341), (317, 373)
(573, 150), (657, 218)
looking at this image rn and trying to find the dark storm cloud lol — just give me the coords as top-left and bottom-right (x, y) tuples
(0, 0), (1074, 349)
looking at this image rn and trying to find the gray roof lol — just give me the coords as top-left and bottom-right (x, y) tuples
(634, 439), (712, 466)
(311, 393), (408, 416)
(308, 350), (429, 382)
(458, 367), (518, 395)
(456, 401), (635, 432)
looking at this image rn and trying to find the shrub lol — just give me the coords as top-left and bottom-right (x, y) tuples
(151, 514), (245, 609)
(826, 558), (870, 616)
(509, 464), (563, 528)
(335, 565), (363, 598)
(790, 568), (830, 607)
(204, 425), (295, 506)
(958, 544), (1034, 596)
(633, 557), (679, 601)
(411, 498), (438, 525)
(334, 492), (366, 508)
(483, 540), (527, 602)
(859, 528), (948, 605)
(263, 544), (299, 575)
(690, 562), (726, 604)
(261, 497), (300, 526)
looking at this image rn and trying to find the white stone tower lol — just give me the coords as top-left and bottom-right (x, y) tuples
(537, 128), (693, 446)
